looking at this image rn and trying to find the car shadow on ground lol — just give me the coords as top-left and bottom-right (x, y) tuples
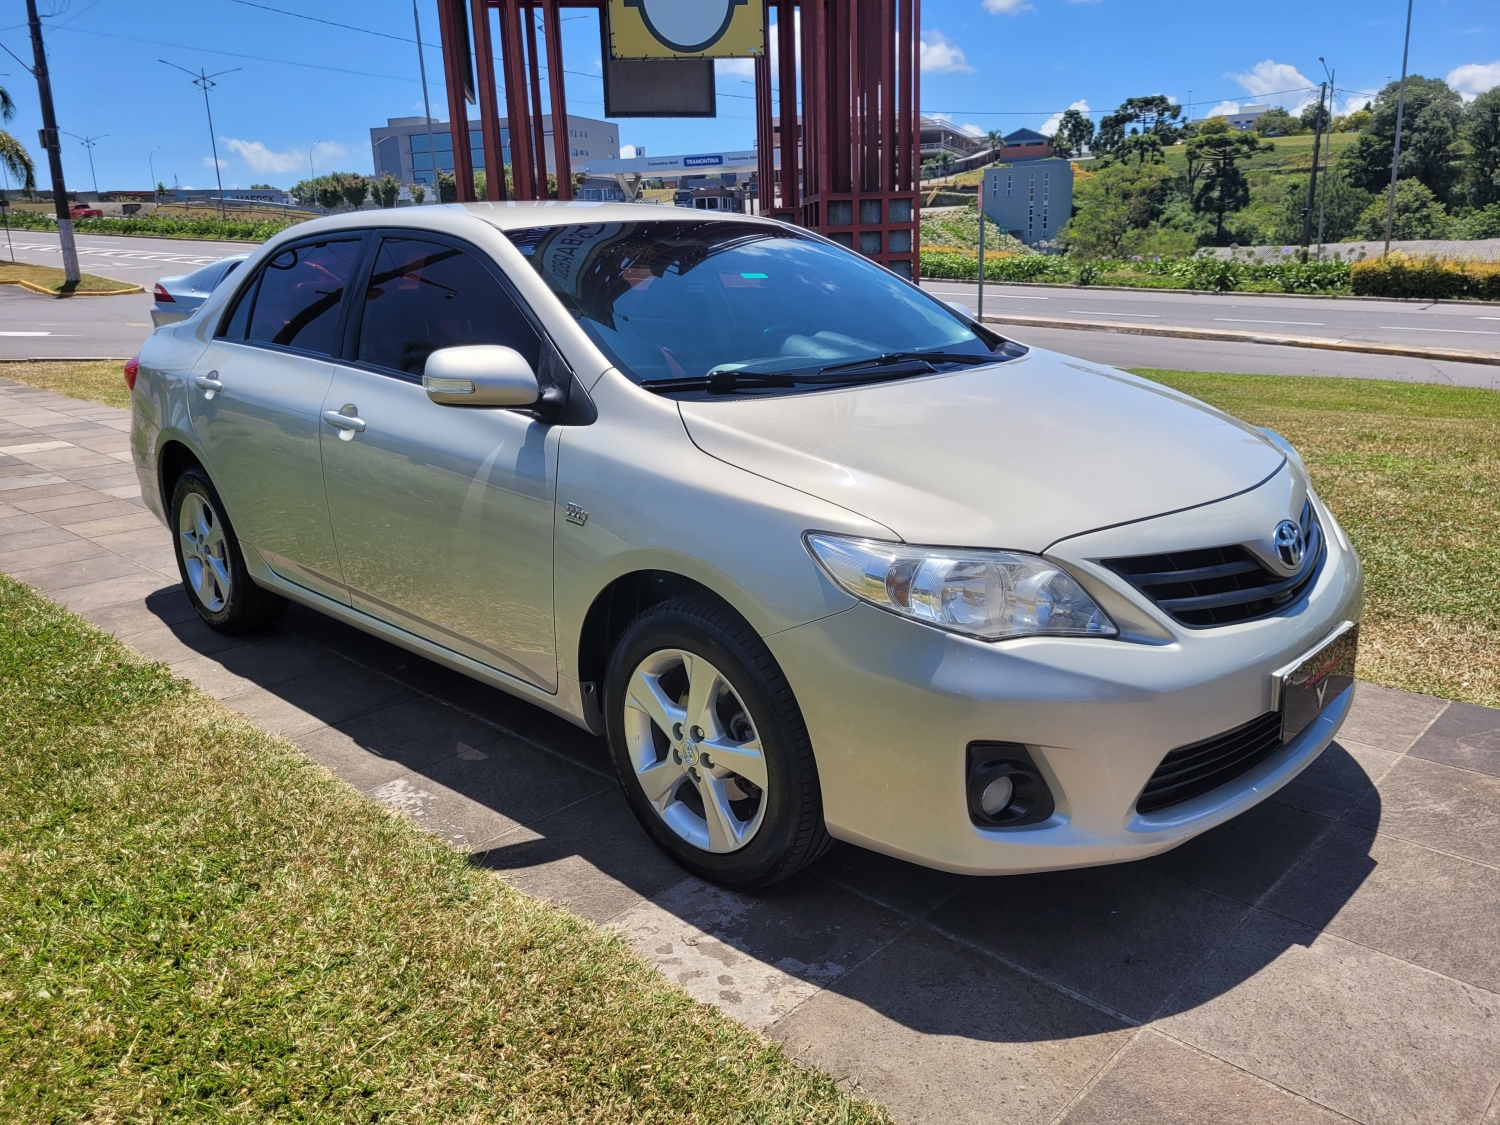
(140, 585), (1380, 1039)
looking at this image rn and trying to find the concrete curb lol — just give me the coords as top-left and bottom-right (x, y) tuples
(1, 278), (144, 297)
(0, 356), (129, 363)
(980, 312), (1500, 366)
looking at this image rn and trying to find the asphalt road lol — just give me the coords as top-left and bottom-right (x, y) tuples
(919, 278), (1500, 353)
(0, 228), (250, 284)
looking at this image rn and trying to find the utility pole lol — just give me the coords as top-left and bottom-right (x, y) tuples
(976, 195), (986, 320)
(413, 0), (440, 203)
(1300, 83), (1327, 259)
(25, 0), (80, 285)
(149, 145), (162, 198)
(160, 61), (239, 221)
(1317, 60), (1335, 257)
(1383, 0), (1414, 256)
(64, 132), (106, 195)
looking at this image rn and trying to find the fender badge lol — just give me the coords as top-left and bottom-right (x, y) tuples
(564, 503), (588, 526)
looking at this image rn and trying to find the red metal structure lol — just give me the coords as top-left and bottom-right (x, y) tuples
(435, 0), (920, 277)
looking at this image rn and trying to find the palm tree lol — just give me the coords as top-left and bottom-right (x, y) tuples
(985, 129), (1005, 161)
(0, 85), (37, 195)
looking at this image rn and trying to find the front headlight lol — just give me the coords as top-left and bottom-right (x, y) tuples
(806, 533), (1117, 641)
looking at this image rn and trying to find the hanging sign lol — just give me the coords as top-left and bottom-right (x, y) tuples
(608, 0), (765, 59)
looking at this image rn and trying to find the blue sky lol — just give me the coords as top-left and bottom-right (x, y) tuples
(1, 0), (1496, 192)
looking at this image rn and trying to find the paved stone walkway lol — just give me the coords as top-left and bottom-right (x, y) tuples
(3, 374), (1499, 1125)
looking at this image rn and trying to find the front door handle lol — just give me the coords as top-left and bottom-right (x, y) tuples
(322, 408), (366, 440)
(194, 372), (222, 399)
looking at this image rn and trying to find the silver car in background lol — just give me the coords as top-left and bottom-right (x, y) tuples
(151, 255), (249, 327)
(128, 203), (1362, 887)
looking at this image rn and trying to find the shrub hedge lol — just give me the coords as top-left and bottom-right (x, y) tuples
(1, 209), (292, 242)
(1350, 253), (1500, 300)
(919, 249), (1351, 294)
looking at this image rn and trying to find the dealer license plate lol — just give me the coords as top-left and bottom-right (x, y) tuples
(1278, 622), (1358, 743)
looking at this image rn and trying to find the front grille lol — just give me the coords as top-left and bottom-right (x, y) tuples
(1136, 711), (1285, 814)
(1102, 503), (1324, 628)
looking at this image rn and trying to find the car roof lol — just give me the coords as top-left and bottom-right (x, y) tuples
(270, 200), (788, 243)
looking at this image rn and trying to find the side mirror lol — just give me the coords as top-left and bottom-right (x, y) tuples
(423, 345), (539, 407)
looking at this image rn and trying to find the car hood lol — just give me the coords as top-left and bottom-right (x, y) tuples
(676, 349), (1286, 552)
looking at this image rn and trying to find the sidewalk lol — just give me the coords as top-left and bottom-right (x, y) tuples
(3, 375), (1499, 1125)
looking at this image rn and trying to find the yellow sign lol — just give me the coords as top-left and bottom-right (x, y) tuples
(608, 0), (764, 60)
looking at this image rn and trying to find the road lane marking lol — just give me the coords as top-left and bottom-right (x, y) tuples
(11, 242), (220, 266)
(1214, 317), (1326, 326)
(0, 331), (62, 336)
(1067, 311), (1160, 318)
(1378, 325), (1499, 335)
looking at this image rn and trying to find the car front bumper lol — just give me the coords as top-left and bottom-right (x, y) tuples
(765, 490), (1364, 876)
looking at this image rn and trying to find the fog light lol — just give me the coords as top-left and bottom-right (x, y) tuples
(979, 775), (1014, 816)
(966, 742), (1055, 828)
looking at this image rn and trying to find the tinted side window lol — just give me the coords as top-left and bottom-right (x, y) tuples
(357, 237), (541, 377)
(218, 272), (256, 340)
(248, 239), (362, 355)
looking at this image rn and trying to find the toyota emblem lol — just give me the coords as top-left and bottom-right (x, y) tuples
(1274, 519), (1306, 569)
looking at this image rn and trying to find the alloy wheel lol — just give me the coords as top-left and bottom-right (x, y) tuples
(623, 648), (769, 853)
(178, 491), (231, 613)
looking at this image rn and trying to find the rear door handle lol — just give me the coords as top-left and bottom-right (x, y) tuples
(194, 372), (222, 398)
(322, 409), (366, 437)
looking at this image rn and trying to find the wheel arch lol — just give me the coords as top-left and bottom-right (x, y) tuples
(154, 435), (207, 518)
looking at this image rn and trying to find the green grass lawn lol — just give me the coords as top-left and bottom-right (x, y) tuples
(1139, 370), (1500, 709)
(0, 262), (140, 295)
(0, 574), (887, 1123)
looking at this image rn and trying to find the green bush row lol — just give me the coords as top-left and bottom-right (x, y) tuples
(1, 209), (292, 242)
(1350, 253), (1500, 300)
(919, 250), (1351, 294)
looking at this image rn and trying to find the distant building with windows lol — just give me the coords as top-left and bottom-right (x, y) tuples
(369, 114), (619, 186)
(1195, 105), (1270, 132)
(992, 127), (1054, 162)
(982, 158), (1073, 247)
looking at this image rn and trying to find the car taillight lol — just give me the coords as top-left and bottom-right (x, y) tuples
(153, 283), (174, 303)
(124, 356), (140, 391)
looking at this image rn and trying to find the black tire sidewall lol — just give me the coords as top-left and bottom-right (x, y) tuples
(170, 469), (256, 630)
(605, 600), (821, 888)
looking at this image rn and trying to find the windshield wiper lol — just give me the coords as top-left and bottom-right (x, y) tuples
(642, 364), (933, 395)
(818, 350), (999, 373)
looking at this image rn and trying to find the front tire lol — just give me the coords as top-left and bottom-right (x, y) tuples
(170, 467), (288, 634)
(604, 596), (831, 888)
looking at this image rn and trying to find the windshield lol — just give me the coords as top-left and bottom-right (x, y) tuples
(505, 220), (1018, 391)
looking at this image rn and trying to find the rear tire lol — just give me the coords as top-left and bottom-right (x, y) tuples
(604, 596), (831, 888)
(170, 467), (288, 634)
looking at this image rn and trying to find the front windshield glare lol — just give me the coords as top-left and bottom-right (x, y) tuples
(506, 220), (1001, 386)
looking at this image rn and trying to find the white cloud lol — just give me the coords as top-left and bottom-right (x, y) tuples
(620, 144), (638, 158)
(1448, 60), (1500, 101)
(983, 0), (1033, 14)
(1206, 100), (1242, 118)
(221, 138), (306, 175)
(1040, 98), (1089, 137)
(921, 31), (972, 74)
(202, 156), (227, 172)
(1228, 60), (1318, 110)
(960, 122), (985, 138)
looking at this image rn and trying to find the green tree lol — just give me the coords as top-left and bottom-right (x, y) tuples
(314, 178), (344, 211)
(1053, 108), (1094, 159)
(438, 171), (457, 203)
(1356, 179), (1455, 240)
(1059, 160), (1176, 258)
(1093, 95), (1184, 162)
(410, 182), (426, 205)
(1459, 203), (1500, 239)
(1344, 77), (1464, 202)
(374, 174), (400, 208)
(0, 84), (37, 194)
(340, 174), (369, 210)
(1254, 107), (1301, 137)
(1273, 167), (1373, 244)
(1297, 99), (1330, 134)
(1188, 125), (1272, 243)
(1462, 87), (1500, 208)
(249, 183), (275, 190)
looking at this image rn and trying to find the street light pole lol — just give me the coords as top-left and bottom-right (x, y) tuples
(160, 61), (240, 221)
(1299, 83), (1326, 259)
(64, 132), (107, 196)
(413, 0), (440, 202)
(1383, 0), (1414, 256)
(25, 0), (80, 285)
(1317, 61), (1335, 257)
(149, 145), (162, 199)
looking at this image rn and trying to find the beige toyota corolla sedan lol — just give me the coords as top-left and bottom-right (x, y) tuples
(129, 203), (1362, 887)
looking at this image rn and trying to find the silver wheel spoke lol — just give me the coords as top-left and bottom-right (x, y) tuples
(626, 668), (685, 737)
(179, 528), (199, 559)
(682, 653), (722, 737)
(202, 518), (226, 554)
(701, 736), (768, 789)
(206, 556), (231, 606)
(637, 757), (688, 809)
(195, 559), (217, 606)
(698, 773), (743, 852)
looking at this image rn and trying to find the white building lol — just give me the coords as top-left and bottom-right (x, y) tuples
(370, 114), (619, 187)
